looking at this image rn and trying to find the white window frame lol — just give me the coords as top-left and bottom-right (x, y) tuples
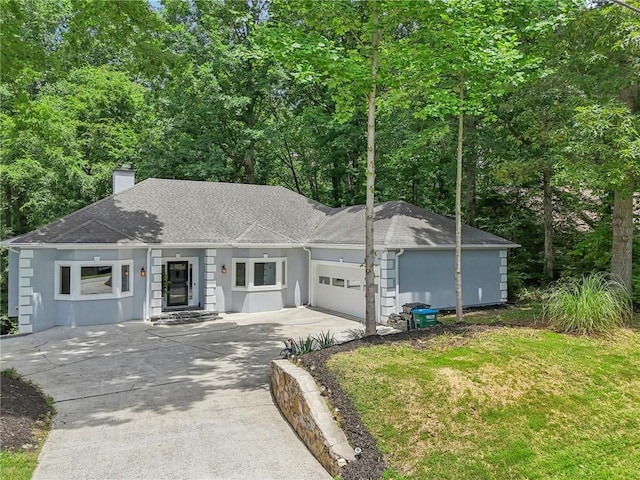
(54, 260), (134, 300)
(232, 257), (287, 291)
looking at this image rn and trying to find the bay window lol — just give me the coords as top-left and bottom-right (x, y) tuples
(55, 260), (133, 300)
(232, 257), (287, 291)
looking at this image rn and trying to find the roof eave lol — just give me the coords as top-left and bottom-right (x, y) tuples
(304, 242), (519, 250)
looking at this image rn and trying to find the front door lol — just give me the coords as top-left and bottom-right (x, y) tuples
(166, 261), (189, 307)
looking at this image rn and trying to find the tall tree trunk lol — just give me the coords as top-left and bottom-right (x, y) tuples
(464, 115), (477, 227)
(244, 142), (256, 184)
(455, 77), (464, 323)
(611, 187), (633, 292)
(612, 80), (637, 293)
(542, 165), (554, 281)
(364, 0), (380, 336)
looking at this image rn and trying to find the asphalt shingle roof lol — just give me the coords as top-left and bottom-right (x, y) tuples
(9, 179), (516, 248)
(310, 201), (515, 247)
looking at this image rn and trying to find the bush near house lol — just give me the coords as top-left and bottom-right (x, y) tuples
(543, 273), (633, 335)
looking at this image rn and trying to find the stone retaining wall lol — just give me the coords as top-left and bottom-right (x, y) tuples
(271, 359), (356, 477)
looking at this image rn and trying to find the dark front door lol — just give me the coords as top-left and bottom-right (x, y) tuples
(167, 261), (189, 307)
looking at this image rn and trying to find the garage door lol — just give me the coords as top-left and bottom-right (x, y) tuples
(313, 262), (373, 319)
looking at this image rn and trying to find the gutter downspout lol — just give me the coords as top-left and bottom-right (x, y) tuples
(145, 247), (151, 320)
(395, 249), (405, 312)
(303, 246), (312, 306)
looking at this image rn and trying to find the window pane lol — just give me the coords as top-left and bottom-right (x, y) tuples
(332, 278), (345, 287)
(319, 276), (330, 285)
(81, 266), (113, 295)
(60, 266), (71, 295)
(254, 262), (276, 286)
(121, 265), (130, 293)
(347, 280), (361, 290)
(281, 261), (286, 286)
(235, 262), (246, 287)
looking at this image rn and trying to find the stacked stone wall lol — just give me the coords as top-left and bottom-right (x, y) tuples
(271, 359), (356, 477)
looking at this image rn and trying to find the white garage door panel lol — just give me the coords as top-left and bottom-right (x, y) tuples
(314, 263), (366, 319)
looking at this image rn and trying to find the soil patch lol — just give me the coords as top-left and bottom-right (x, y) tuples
(298, 322), (501, 480)
(0, 372), (52, 452)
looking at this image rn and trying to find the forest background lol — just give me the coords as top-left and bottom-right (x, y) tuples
(1, 0), (638, 316)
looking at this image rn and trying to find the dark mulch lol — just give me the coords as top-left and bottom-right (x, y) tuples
(298, 322), (503, 480)
(0, 372), (52, 452)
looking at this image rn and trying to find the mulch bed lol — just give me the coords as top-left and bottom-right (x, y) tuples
(0, 373), (52, 452)
(298, 322), (502, 480)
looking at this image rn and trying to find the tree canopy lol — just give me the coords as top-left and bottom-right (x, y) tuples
(1, 0), (638, 305)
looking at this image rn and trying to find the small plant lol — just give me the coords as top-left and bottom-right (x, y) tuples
(1, 367), (22, 380)
(543, 273), (632, 335)
(314, 330), (336, 348)
(344, 328), (366, 341)
(279, 331), (338, 357)
(292, 335), (316, 355)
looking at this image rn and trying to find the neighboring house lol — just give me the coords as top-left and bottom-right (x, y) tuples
(5, 168), (518, 333)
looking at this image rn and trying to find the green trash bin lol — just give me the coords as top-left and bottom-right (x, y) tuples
(412, 308), (439, 328)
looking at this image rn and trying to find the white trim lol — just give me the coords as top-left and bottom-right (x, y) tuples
(305, 243), (520, 250)
(395, 249), (405, 312)
(54, 260), (134, 301)
(145, 247), (152, 320)
(231, 257), (287, 292)
(6, 241), (520, 251)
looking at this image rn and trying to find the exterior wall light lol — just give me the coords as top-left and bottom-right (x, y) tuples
(221, 265), (227, 274)
(140, 267), (146, 277)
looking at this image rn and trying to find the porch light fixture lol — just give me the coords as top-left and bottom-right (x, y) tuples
(140, 267), (146, 277)
(221, 265), (227, 274)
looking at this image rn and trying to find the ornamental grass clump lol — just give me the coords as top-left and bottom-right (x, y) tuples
(544, 273), (632, 335)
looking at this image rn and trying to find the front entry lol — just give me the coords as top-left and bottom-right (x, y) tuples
(166, 261), (189, 307)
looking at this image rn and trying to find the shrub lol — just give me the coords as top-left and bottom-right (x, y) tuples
(0, 315), (18, 335)
(543, 273), (632, 335)
(280, 331), (337, 357)
(314, 330), (336, 349)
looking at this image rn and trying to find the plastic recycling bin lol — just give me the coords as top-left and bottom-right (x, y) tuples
(411, 308), (439, 328)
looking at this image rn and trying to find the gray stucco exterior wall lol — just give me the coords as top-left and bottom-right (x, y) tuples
(310, 248), (365, 265)
(397, 249), (506, 309)
(27, 248), (57, 332)
(223, 247), (309, 313)
(18, 247), (148, 332)
(7, 250), (19, 317)
(54, 249), (147, 327)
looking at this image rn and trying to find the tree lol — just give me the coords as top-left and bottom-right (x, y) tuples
(390, 0), (553, 320)
(1, 66), (151, 235)
(555, 3), (639, 293)
(266, 0), (393, 335)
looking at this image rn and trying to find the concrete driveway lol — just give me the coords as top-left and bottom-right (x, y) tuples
(0, 308), (364, 480)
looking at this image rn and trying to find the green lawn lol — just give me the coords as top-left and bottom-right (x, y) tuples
(0, 450), (41, 480)
(327, 327), (640, 479)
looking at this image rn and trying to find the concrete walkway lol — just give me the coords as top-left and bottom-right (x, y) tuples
(0, 308), (364, 480)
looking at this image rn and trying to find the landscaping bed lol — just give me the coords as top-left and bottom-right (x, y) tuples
(300, 321), (640, 479)
(0, 369), (54, 479)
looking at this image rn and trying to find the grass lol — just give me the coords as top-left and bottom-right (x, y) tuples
(0, 450), (43, 480)
(327, 327), (640, 479)
(439, 301), (545, 327)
